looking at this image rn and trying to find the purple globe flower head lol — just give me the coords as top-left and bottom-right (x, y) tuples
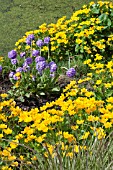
(32, 50), (40, 57)
(36, 39), (44, 47)
(27, 34), (35, 40)
(13, 74), (18, 80)
(48, 61), (56, 67)
(9, 71), (15, 78)
(26, 38), (31, 45)
(35, 56), (45, 63)
(25, 57), (33, 65)
(16, 67), (23, 73)
(50, 63), (57, 72)
(36, 61), (47, 72)
(44, 37), (50, 44)
(66, 67), (76, 78)
(0, 65), (2, 72)
(26, 34), (34, 45)
(20, 52), (26, 58)
(8, 50), (17, 59)
(11, 59), (18, 65)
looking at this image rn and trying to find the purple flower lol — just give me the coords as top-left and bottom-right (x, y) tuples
(50, 63), (57, 72)
(8, 50), (17, 59)
(25, 57), (33, 65)
(16, 67), (23, 72)
(11, 59), (18, 65)
(36, 61), (47, 72)
(36, 39), (44, 47)
(26, 38), (31, 45)
(44, 37), (50, 44)
(66, 68), (76, 78)
(20, 52), (26, 58)
(35, 56), (45, 63)
(0, 65), (2, 72)
(32, 50), (40, 57)
(13, 75), (18, 80)
(26, 34), (35, 45)
(9, 71), (15, 78)
(27, 34), (35, 40)
(48, 61), (56, 67)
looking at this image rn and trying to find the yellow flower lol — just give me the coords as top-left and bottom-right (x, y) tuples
(25, 45), (31, 50)
(0, 134), (3, 138)
(71, 125), (78, 130)
(66, 152), (73, 158)
(94, 54), (103, 61)
(8, 155), (16, 161)
(2, 149), (11, 157)
(83, 59), (91, 65)
(11, 161), (18, 167)
(3, 128), (12, 135)
(81, 131), (90, 140)
(1, 93), (8, 98)
(96, 80), (102, 85)
(74, 145), (79, 153)
(76, 38), (82, 44)
(77, 120), (84, 124)
(15, 72), (21, 77)
(0, 124), (7, 129)
(20, 155), (24, 160)
(104, 83), (112, 88)
(0, 56), (4, 62)
(10, 140), (18, 149)
(106, 97), (113, 103)
(63, 132), (75, 142)
(104, 122), (112, 128)
(31, 156), (37, 161)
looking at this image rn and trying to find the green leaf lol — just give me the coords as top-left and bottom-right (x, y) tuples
(39, 92), (45, 95)
(18, 96), (25, 102)
(92, 7), (100, 14)
(107, 18), (111, 27)
(25, 93), (31, 98)
(52, 87), (60, 92)
(99, 13), (108, 21)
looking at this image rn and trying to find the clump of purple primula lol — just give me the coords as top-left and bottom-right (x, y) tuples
(7, 34), (76, 102)
(7, 37), (61, 101)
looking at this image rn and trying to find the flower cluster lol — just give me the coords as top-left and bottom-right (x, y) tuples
(0, 77), (112, 168)
(14, 1), (113, 63)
